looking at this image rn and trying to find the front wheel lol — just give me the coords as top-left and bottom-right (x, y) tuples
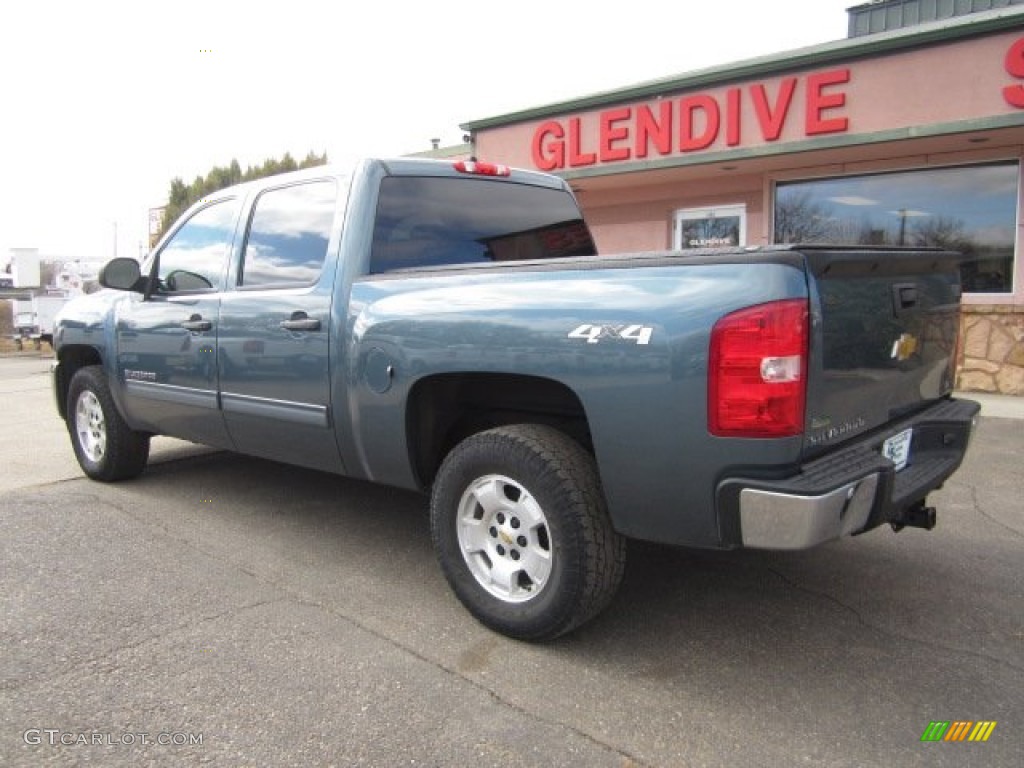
(430, 424), (626, 641)
(67, 365), (150, 481)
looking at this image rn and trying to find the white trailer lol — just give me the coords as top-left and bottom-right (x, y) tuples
(10, 294), (68, 350)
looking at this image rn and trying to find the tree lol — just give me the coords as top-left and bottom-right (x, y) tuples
(0, 300), (11, 340)
(911, 215), (971, 252)
(774, 190), (831, 243)
(153, 151), (328, 242)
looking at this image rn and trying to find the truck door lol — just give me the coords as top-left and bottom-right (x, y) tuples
(216, 179), (344, 474)
(116, 198), (239, 448)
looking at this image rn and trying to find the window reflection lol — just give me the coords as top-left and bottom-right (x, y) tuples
(158, 199), (240, 292)
(774, 162), (1018, 293)
(241, 180), (337, 287)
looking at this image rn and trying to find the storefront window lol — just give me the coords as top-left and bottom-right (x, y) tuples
(774, 162), (1019, 293)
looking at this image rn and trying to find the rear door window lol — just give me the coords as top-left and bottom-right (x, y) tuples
(370, 177), (595, 273)
(239, 180), (337, 288)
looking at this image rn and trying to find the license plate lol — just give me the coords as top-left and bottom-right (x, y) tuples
(882, 428), (913, 472)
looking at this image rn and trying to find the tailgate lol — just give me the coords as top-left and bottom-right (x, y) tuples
(801, 247), (965, 459)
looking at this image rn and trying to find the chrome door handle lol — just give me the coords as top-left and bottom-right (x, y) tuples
(181, 316), (212, 332)
(280, 313), (321, 332)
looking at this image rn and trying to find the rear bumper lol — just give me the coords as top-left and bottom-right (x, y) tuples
(717, 398), (980, 550)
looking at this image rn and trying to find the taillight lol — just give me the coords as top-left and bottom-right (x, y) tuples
(708, 299), (808, 438)
(453, 160), (511, 177)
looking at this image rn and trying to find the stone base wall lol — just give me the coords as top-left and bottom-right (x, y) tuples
(957, 306), (1024, 396)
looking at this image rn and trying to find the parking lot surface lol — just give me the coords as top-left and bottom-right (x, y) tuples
(2, 354), (1022, 767)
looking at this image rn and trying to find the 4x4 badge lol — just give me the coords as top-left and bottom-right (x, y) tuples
(568, 324), (653, 345)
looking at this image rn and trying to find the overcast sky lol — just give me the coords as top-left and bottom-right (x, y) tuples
(0, 0), (855, 267)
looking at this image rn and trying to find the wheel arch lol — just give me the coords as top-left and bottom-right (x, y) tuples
(406, 372), (592, 490)
(55, 345), (103, 422)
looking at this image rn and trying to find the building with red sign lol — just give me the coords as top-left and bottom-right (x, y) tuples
(462, 3), (1024, 395)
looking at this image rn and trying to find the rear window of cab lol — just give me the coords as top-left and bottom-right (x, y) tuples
(369, 176), (596, 273)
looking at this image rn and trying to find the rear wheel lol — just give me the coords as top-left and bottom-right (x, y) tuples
(430, 424), (625, 641)
(67, 365), (150, 481)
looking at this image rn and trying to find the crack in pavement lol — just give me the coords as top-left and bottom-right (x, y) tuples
(967, 483), (1024, 540)
(0, 449), (227, 495)
(763, 565), (1023, 673)
(281, 593), (658, 768)
(1, 598), (284, 693)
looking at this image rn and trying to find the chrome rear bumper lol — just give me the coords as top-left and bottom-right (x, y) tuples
(718, 397), (980, 550)
(739, 474), (878, 549)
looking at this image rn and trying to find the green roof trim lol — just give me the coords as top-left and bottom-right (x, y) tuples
(550, 113), (1024, 182)
(406, 143), (472, 159)
(461, 8), (1024, 131)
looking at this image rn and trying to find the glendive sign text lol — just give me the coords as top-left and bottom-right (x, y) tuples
(1005, 37), (1024, 108)
(532, 68), (851, 171)
(532, 34), (1024, 172)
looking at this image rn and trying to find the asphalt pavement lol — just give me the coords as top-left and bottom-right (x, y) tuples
(1, 352), (1021, 767)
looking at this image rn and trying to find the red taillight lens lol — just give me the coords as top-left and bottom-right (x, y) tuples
(708, 299), (808, 438)
(453, 160), (511, 177)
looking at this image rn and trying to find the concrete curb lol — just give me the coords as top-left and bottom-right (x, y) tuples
(955, 391), (1024, 420)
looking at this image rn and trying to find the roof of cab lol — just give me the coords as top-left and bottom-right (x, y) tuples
(200, 157), (570, 203)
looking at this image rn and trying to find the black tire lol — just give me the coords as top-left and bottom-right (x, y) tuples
(67, 365), (150, 481)
(430, 424), (626, 641)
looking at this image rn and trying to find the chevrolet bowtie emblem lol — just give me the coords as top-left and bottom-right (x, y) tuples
(891, 333), (918, 362)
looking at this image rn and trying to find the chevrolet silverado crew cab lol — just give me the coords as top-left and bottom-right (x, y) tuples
(53, 157), (979, 640)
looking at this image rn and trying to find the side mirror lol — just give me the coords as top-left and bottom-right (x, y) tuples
(98, 258), (143, 292)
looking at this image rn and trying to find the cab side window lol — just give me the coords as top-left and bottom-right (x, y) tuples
(240, 180), (337, 288)
(157, 199), (239, 293)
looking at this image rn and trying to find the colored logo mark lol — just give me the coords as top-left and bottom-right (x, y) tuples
(920, 721), (997, 742)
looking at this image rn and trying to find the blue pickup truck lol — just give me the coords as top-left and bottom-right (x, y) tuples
(53, 158), (979, 639)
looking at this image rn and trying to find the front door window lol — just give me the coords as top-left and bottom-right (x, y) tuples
(155, 198), (239, 292)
